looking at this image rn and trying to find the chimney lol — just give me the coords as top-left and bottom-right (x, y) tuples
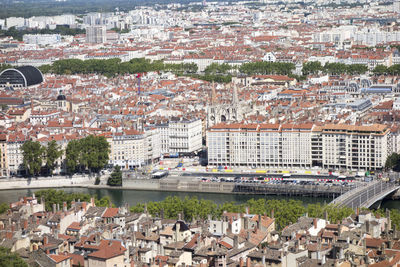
(339, 247), (344, 260)
(356, 207), (360, 216)
(234, 235), (239, 248)
(262, 255), (265, 265)
(52, 203), (57, 213)
(257, 214), (261, 230)
(244, 217), (249, 230)
(321, 254), (326, 265)
(271, 209), (274, 219)
(82, 202), (87, 211)
(314, 218), (318, 229)
(366, 220), (370, 233)
(160, 209), (164, 219)
(57, 203), (60, 212)
(245, 207), (249, 214)
(362, 238), (366, 255)
(246, 257), (251, 267)
(178, 213), (182, 221)
(40, 196), (45, 209)
(43, 235), (48, 245)
(90, 197), (95, 207)
(386, 209), (391, 232)
(197, 234), (201, 247)
(63, 202), (67, 212)
(211, 240), (216, 251)
(239, 258), (244, 267)
(247, 230), (251, 241)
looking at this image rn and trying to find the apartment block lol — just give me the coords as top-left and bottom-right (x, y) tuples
(110, 129), (161, 169)
(207, 123), (313, 169)
(86, 25), (107, 44)
(154, 118), (202, 155)
(207, 123), (390, 170)
(313, 124), (389, 171)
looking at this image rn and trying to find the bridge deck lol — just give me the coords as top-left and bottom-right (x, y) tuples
(331, 181), (400, 209)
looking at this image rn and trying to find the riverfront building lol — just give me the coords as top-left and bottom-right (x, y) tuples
(207, 123), (390, 170)
(110, 129), (161, 169)
(154, 118), (202, 155)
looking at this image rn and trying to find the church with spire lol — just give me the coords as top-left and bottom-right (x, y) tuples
(206, 82), (246, 128)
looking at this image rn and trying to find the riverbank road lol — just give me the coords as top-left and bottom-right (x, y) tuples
(0, 174), (105, 190)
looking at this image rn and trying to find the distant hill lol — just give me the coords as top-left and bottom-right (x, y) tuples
(0, 0), (215, 19)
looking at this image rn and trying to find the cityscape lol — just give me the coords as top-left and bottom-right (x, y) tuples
(1, 0), (400, 266)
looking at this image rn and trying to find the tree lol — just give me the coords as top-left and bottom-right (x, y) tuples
(21, 141), (45, 176)
(0, 246), (28, 267)
(35, 189), (112, 211)
(65, 140), (81, 174)
(45, 140), (63, 175)
(372, 65), (388, 75)
(385, 153), (400, 171)
(107, 166), (122, 186)
(65, 136), (110, 174)
(0, 203), (8, 214)
(80, 135), (110, 173)
(302, 61), (323, 76)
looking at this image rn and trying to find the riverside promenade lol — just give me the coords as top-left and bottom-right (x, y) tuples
(0, 175), (97, 190)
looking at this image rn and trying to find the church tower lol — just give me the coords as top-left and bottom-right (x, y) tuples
(206, 83), (244, 129)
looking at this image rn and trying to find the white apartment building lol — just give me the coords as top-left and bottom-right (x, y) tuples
(154, 119), (202, 155)
(110, 129), (160, 169)
(86, 25), (107, 44)
(6, 17), (25, 28)
(208, 123), (390, 170)
(313, 124), (389, 170)
(207, 123), (313, 168)
(7, 135), (26, 175)
(23, 34), (61, 45)
(209, 213), (242, 235)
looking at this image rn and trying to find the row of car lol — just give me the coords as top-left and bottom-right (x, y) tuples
(199, 176), (357, 187)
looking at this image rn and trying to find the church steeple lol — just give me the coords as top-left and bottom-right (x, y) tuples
(232, 83), (239, 105)
(211, 81), (217, 105)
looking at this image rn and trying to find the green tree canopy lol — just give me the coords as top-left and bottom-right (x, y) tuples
(130, 197), (355, 230)
(107, 166), (122, 186)
(65, 135), (110, 174)
(34, 189), (112, 211)
(385, 153), (400, 171)
(45, 140), (63, 175)
(0, 203), (8, 215)
(302, 61), (323, 76)
(0, 246), (28, 267)
(21, 141), (45, 176)
(372, 64), (388, 75)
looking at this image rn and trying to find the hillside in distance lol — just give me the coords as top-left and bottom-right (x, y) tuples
(0, 0), (212, 19)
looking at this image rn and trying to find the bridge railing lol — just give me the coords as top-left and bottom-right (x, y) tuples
(332, 180), (399, 209)
(330, 181), (377, 205)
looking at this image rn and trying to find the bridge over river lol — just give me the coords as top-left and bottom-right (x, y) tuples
(330, 180), (400, 209)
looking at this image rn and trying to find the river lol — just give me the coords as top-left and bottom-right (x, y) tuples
(0, 187), (333, 207)
(0, 187), (396, 209)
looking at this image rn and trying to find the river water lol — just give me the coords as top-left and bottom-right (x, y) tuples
(0, 187), (396, 210)
(0, 187), (332, 206)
